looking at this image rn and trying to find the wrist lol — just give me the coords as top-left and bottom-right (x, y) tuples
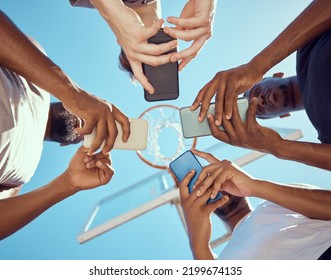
(252, 179), (270, 198)
(248, 55), (269, 78)
(91, 0), (127, 22)
(271, 137), (286, 158)
(56, 172), (79, 196)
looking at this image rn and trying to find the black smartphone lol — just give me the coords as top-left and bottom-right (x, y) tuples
(143, 28), (179, 102)
(169, 150), (222, 204)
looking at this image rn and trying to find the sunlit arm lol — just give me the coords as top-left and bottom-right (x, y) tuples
(250, 0), (331, 75)
(0, 10), (80, 102)
(253, 180), (331, 220)
(272, 139), (331, 171)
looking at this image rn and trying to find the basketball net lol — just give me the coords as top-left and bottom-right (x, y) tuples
(137, 104), (197, 170)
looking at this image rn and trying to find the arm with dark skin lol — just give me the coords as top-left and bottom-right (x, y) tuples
(0, 146), (113, 240)
(192, 0), (331, 124)
(192, 149), (331, 220)
(0, 10), (130, 155)
(207, 97), (331, 171)
(178, 169), (229, 260)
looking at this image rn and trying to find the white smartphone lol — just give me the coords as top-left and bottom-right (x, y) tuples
(83, 119), (149, 150)
(180, 97), (249, 138)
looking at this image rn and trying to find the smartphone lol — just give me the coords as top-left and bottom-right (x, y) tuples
(83, 119), (148, 150)
(143, 29), (179, 102)
(180, 97), (249, 138)
(169, 150), (222, 204)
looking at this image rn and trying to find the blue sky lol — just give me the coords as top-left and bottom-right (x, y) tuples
(1, 0), (331, 260)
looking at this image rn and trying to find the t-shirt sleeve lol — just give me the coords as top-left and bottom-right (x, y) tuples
(69, 0), (94, 8)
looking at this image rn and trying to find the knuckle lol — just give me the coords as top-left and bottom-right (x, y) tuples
(221, 159), (231, 166)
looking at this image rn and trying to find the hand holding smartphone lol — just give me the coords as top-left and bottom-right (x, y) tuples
(169, 150), (222, 204)
(143, 29), (179, 102)
(83, 119), (148, 150)
(180, 97), (249, 138)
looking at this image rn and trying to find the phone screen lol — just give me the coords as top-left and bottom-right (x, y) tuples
(180, 98), (249, 138)
(169, 150), (223, 204)
(169, 150), (203, 193)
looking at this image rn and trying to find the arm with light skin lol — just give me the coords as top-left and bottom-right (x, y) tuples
(178, 169), (229, 260)
(0, 146), (113, 240)
(0, 10), (130, 155)
(191, 149), (331, 220)
(191, 0), (331, 124)
(90, 0), (178, 94)
(206, 98), (331, 171)
(163, 0), (217, 71)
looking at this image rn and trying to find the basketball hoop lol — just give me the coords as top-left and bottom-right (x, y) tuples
(137, 104), (197, 170)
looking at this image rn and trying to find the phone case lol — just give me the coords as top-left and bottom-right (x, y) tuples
(169, 150), (222, 204)
(83, 119), (148, 151)
(180, 98), (249, 138)
(143, 29), (179, 102)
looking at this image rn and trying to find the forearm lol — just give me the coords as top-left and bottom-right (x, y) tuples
(0, 173), (75, 240)
(271, 139), (331, 171)
(253, 179), (331, 220)
(90, 0), (127, 23)
(191, 243), (215, 260)
(0, 11), (81, 102)
(250, 0), (331, 74)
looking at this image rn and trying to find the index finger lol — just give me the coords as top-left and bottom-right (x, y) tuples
(130, 62), (154, 94)
(214, 82), (226, 126)
(191, 148), (219, 164)
(224, 84), (237, 121)
(164, 26), (209, 42)
(88, 121), (107, 155)
(141, 40), (178, 56)
(167, 16), (209, 30)
(170, 36), (207, 62)
(179, 170), (196, 201)
(112, 105), (131, 142)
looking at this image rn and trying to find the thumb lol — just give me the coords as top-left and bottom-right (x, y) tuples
(246, 98), (258, 126)
(179, 170), (196, 200)
(145, 19), (164, 39)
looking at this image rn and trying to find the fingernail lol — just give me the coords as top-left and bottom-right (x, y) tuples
(210, 194), (215, 199)
(87, 151), (94, 156)
(215, 120), (220, 126)
(96, 161), (102, 166)
(226, 114), (231, 120)
(83, 156), (89, 163)
(198, 116), (202, 122)
(192, 184), (196, 190)
(196, 190), (201, 196)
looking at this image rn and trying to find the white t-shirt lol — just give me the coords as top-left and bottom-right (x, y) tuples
(218, 200), (331, 260)
(0, 67), (49, 186)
